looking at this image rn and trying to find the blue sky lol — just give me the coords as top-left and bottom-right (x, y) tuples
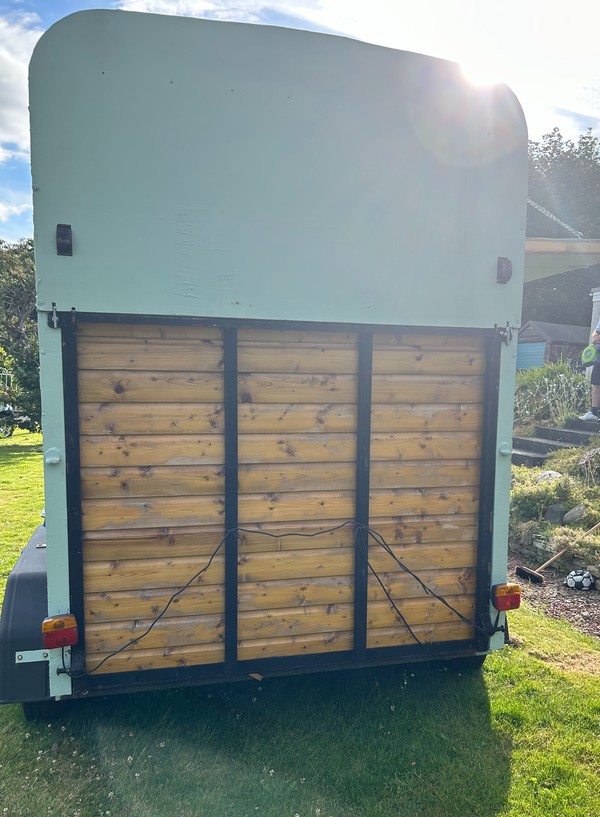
(2, 0), (600, 242)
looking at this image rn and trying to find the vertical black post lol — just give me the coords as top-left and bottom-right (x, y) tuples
(223, 327), (239, 675)
(353, 332), (373, 661)
(474, 331), (501, 650)
(61, 312), (86, 684)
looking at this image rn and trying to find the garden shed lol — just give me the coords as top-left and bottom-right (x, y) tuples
(517, 321), (589, 369)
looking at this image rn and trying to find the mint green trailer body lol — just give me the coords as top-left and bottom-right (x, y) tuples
(1, 10), (527, 713)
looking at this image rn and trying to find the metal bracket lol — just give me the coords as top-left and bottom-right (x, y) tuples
(47, 303), (60, 329)
(496, 323), (513, 346)
(16, 649), (50, 664)
(16, 648), (72, 665)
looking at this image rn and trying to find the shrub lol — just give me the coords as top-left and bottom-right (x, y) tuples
(510, 465), (576, 522)
(513, 362), (589, 430)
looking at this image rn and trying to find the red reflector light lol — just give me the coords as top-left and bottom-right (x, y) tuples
(492, 583), (521, 611)
(42, 615), (78, 649)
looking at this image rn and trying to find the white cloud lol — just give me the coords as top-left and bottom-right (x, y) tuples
(0, 201), (31, 223)
(0, 12), (44, 160)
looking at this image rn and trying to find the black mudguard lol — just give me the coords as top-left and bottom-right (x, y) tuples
(0, 526), (50, 704)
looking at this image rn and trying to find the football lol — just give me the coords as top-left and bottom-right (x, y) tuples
(563, 570), (596, 591)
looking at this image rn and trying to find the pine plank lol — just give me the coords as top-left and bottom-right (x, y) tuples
(367, 568), (477, 602)
(369, 487), (479, 518)
(79, 402), (225, 435)
(78, 370), (223, 403)
(238, 328), (357, 346)
(370, 432), (480, 461)
(366, 620), (473, 648)
(238, 345), (358, 374)
(238, 630), (352, 661)
(367, 542), (477, 573)
(85, 641), (225, 674)
(83, 554), (225, 592)
(369, 460), (480, 489)
(238, 490), (356, 525)
(238, 603), (353, 640)
(372, 349), (484, 376)
(238, 373), (357, 404)
(372, 333), (484, 351)
(238, 575), (354, 612)
(77, 323), (222, 341)
(238, 462), (356, 493)
(364, 515), (478, 546)
(85, 613), (227, 655)
(237, 546), (355, 583)
(367, 595), (476, 629)
(238, 433), (356, 464)
(239, 403), (357, 433)
(79, 434), (224, 468)
(77, 339), (223, 372)
(82, 494), (225, 531)
(81, 464), (226, 499)
(85, 583), (225, 623)
(371, 374), (483, 403)
(370, 403), (482, 433)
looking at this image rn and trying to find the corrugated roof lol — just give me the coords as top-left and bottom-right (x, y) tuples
(518, 321), (590, 344)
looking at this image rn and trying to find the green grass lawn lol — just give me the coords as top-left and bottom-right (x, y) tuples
(0, 432), (599, 817)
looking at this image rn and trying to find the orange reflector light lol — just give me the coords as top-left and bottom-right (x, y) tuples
(491, 583), (521, 611)
(42, 615), (78, 649)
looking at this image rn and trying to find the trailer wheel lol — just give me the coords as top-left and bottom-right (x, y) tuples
(446, 654), (487, 672)
(21, 699), (68, 722)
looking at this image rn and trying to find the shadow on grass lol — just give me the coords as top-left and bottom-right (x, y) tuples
(56, 663), (510, 817)
(0, 443), (43, 464)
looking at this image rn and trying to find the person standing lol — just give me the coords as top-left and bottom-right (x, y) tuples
(580, 323), (600, 420)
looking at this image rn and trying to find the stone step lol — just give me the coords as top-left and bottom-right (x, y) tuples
(533, 426), (595, 445)
(511, 448), (548, 466)
(565, 417), (600, 433)
(512, 435), (576, 455)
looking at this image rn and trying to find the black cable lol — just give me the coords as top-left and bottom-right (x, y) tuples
(355, 523), (492, 637)
(61, 528), (234, 679)
(60, 520), (494, 678)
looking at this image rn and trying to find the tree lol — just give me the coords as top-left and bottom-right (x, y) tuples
(0, 239), (40, 430)
(527, 128), (600, 238)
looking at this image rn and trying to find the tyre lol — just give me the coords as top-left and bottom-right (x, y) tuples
(445, 654), (487, 672)
(21, 699), (69, 722)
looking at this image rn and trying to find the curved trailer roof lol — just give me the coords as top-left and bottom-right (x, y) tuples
(30, 10), (527, 329)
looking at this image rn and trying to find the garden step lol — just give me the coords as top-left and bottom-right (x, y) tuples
(533, 426), (595, 445)
(565, 418), (600, 434)
(511, 448), (548, 466)
(512, 435), (576, 455)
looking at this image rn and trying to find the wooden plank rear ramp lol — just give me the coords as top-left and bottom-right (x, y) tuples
(78, 323), (484, 674)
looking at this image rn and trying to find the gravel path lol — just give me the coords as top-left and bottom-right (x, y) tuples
(508, 557), (600, 640)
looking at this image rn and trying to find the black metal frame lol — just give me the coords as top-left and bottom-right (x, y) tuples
(60, 313), (87, 684)
(59, 311), (499, 696)
(473, 332), (502, 649)
(223, 328), (239, 677)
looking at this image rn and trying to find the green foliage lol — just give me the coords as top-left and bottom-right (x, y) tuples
(510, 465), (577, 523)
(513, 362), (589, 430)
(0, 238), (39, 430)
(0, 431), (44, 600)
(528, 127), (600, 238)
(510, 454), (600, 562)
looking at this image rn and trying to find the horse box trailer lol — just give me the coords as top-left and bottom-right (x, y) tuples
(1, 10), (526, 717)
